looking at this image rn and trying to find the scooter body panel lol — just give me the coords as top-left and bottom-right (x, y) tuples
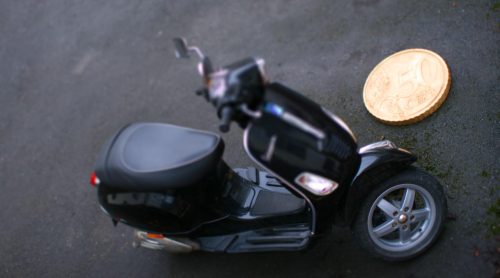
(342, 147), (417, 225)
(98, 160), (309, 237)
(244, 82), (361, 234)
(97, 161), (232, 235)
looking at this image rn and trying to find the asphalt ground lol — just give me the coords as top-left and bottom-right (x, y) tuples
(1, 1), (499, 277)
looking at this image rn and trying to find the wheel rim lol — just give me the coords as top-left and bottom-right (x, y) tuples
(367, 183), (437, 253)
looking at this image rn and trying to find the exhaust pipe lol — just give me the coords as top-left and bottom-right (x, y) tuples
(133, 230), (200, 253)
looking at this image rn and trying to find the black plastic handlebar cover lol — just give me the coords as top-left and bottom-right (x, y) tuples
(218, 106), (234, 132)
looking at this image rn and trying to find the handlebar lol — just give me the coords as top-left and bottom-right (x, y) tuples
(174, 37), (266, 133)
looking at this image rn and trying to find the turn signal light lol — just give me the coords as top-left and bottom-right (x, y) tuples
(90, 172), (100, 187)
(295, 172), (339, 196)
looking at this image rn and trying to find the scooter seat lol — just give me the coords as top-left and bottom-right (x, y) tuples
(95, 122), (224, 191)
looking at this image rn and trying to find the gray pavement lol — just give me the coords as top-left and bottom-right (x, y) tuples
(0, 1), (499, 277)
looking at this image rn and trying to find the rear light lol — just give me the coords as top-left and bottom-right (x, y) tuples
(295, 172), (339, 196)
(90, 171), (100, 187)
(146, 233), (165, 239)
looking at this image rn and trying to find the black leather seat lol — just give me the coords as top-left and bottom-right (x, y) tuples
(95, 123), (224, 191)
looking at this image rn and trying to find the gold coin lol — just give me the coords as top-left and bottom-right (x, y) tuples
(363, 49), (451, 125)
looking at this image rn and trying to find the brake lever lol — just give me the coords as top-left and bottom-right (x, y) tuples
(239, 104), (262, 119)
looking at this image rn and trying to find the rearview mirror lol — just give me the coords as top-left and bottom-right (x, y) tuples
(173, 38), (189, 59)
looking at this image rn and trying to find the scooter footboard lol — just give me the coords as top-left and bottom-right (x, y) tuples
(197, 224), (311, 253)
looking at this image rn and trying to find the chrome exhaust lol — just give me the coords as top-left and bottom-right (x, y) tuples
(133, 230), (200, 253)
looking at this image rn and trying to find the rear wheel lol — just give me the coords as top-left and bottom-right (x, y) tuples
(353, 166), (447, 261)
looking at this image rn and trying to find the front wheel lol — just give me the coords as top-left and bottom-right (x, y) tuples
(353, 166), (447, 261)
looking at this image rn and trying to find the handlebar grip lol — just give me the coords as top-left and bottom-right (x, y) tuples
(219, 106), (234, 133)
(196, 88), (209, 100)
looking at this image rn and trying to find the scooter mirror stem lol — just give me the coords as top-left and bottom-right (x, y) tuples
(188, 46), (205, 59)
(173, 37), (205, 60)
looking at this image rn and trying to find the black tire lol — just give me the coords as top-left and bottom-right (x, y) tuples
(353, 166), (447, 261)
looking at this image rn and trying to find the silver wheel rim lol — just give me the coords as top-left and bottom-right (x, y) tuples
(367, 183), (437, 253)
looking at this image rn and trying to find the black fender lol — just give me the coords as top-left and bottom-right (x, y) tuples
(343, 145), (417, 225)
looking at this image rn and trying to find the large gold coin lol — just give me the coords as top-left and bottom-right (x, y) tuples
(363, 49), (451, 125)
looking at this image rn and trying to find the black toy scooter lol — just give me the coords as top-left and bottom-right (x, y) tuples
(90, 38), (447, 261)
